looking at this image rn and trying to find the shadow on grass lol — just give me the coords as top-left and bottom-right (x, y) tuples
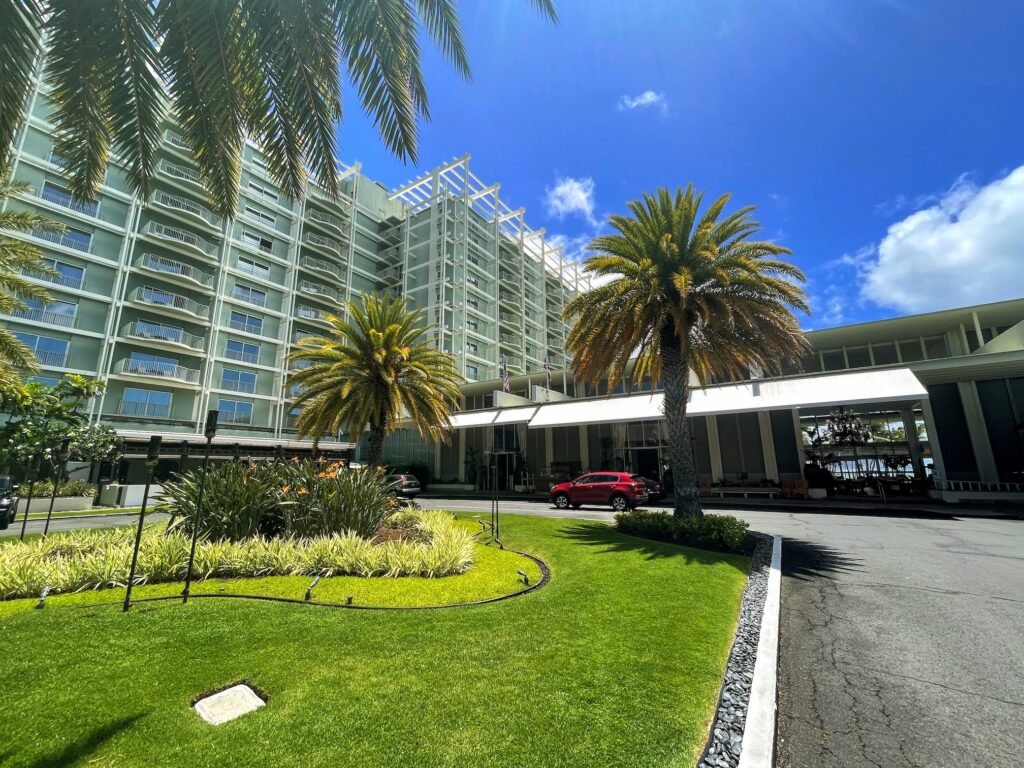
(781, 537), (862, 582)
(27, 713), (146, 768)
(556, 520), (749, 572)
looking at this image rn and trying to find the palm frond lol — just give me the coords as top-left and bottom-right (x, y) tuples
(0, 0), (45, 163)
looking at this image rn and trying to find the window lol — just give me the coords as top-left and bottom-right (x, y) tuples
(924, 335), (950, 360)
(467, 297), (479, 309)
(121, 388), (172, 418)
(30, 375), (61, 387)
(871, 342), (898, 365)
(466, 364), (478, 379)
(41, 181), (98, 216)
(232, 283), (267, 307)
(221, 368), (257, 394)
(34, 225), (92, 253)
(225, 339), (259, 364)
(467, 275), (479, 286)
(236, 255), (270, 280)
(16, 298), (77, 327)
(822, 349), (846, 371)
(845, 346), (871, 369)
(467, 342), (479, 355)
(466, 318), (478, 332)
(13, 332), (68, 367)
(141, 286), (175, 306)
(251, 154), (269, 171)
(240, 230), (274, 254)
(218, 398), (254, 424)
(898, 338), (925, 363)
(228, 310), (263, 335)
(38, 257), (85, 289)
(244, 205), (276, 227)
(248, 180), (278, 202)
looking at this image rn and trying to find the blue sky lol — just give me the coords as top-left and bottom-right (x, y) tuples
(336, 0), (1024, 329)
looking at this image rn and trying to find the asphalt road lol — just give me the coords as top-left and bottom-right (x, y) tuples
(4, 498), (1022, 767)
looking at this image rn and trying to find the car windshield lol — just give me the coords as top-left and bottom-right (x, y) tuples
(630, 475), (645, 482)
(0, 477), (11, 492)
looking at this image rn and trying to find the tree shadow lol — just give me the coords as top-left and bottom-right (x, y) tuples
(781, 537), (862, 581)
(556, 520), (750, 572)
(27, 713), (146, 768)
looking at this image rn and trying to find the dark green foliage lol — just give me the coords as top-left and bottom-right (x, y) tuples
(31, 478), (95, 498)
(275, 461), (398, 539)
(615, 510), (750, 553)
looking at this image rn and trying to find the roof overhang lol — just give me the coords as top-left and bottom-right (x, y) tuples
(114, 429), (356, 451)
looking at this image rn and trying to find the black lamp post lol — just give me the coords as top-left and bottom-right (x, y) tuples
(41, 438), (72, 540)
(18, 455), (41, 541)
(182, 410), (217, 604)
(123, 435), (162, 612)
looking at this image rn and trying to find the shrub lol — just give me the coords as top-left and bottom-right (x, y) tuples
(276, 461), (398, 539)
(615, 510), (749, 553)
(31, 479), (97, 498)
(0, 512), (475, 600)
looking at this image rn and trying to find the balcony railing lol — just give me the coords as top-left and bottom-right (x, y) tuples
(117, 400), (172, 419)
(499, 334), (519, 345)
(114, 358), (201, 384)
(298, 281), (340, 302)
(293, 331), (315, 344)
(234, 290), (268, 308)
(218, 409), (253, 425)
(136, 253), (214, 287)
(224, 348), (260, 365)
(159, 159), (202, 186)
(499, 312), (521, 323)
(307, 208), (343, 230)
(164, 130), (189, 150)
(300, 254), (337, 275)
(10, 307), (76, 327)
(40, 185), (98, 216)
(23, 268), (84, 290)
(132, 287), (209, 319)
(305, 232), (340, 252)
(152, 190), (221, 228)
(227, 318), (264, 335)
(33, 228), (91, 253)
(33, 349), (67, 367)
(296, 305), (328, 322)
(123, 320), (205, 350)
(220, 379), (256, 394)
(147, 221), (217, 256)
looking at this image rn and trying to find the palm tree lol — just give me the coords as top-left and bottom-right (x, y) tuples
(565, 186), (809, 518)
(287, 293), (463, 466)
(0, 168), (59, 373)
(1, 0), (557, 219)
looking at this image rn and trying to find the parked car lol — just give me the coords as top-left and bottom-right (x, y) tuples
(387, 473), (421, 499)
(549, 471), (648, 512)
(0, 476), (19, 530)
(641, 477), (665, 502)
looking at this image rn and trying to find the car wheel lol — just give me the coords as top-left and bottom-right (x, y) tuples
(610, 494), (629, 512)
(553, 493), (571, 509)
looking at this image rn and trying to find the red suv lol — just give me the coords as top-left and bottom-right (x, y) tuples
(549, 472), (649, 512)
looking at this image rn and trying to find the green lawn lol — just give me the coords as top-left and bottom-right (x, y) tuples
(0, 513), (748, 767)
(23, 505), (142, 520)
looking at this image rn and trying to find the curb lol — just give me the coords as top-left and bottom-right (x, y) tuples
(738, 534), (782, 768)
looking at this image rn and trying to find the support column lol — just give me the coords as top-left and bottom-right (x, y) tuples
(901, 408), (925, 479)
(458, 429), (466, 483)
(433, 439), (442, 482)
(757, 411), (779, 482)
(578, 425), (590, 473)
(920, 399), (946, 486)
(545, 427), (554, 473)
(706, 416), (724, 483)
(791, 409), (807, 477)
(957, 382), (999, 482)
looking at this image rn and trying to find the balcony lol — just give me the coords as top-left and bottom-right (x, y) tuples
(33, 349), (68, 367)
(135, 253), (214, 290)
(146, 221), (218, 258)
(220, 379), (256, 394)
(151, 190), (221, 229)
(304, 231), (341, 254)
(224, 347), (260, 365)
(298, 281), (341, 303)
(292, 331), (316, 344)
(33, 228), (91, 253)
(40, 184), (98, 217)
(164, 130), (189, 151)
(218, 409), (253, 425)
(131, 287), (209, 320)
(9, 307), (76, 328)
(307, 208), (344, 232)
(158, 159), (203, 188)
(296, 305), (330, 323)
(122, 320), (205, 351)
(499, 334), (520, 345)
(300, 254), (338, 277)
(499, 312), (521, 323)
(23, 267), (84, 290)
(117, 400), (172, 419)
(114, 358), (201, 385)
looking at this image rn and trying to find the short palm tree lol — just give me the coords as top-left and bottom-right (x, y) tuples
(565, 186), (809, 518)
(0, 168), (59, 373)
(287, 293), (464, 466)
(1, 0), (556, 219)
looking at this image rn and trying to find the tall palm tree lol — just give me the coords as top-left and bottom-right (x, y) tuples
(1, 0), (557, 219)
(565, 186), (809, 518)
(287, 293), (463, 466)
(0, 168), (59, 373)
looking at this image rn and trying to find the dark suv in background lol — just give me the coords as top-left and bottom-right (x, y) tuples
(549, 472), (648, 511)
(387, 473), (421, 500)
(0, 476), (19, 530)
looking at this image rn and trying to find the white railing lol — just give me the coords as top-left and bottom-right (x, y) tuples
(33, 349), (67, 367)
(114, 358), (201, 384)
(117, 400), (172, 419)
(10, 307), (76, 327)
(147, 221), (217, 256)
(133, 287), (209, 318)
(23, 268), (84, 290)
(307, 208), (343, 229)
(218, 409), (253, 425)
(123, 320), (205, 350)
(164, 130), (189, 150)
(152, 190), (221, 227)
(40, 185), (98, 216)
(296, 305), (328, 322)
(937, 479), (1024, 494)
(159, 159), (202, 186)
(33, 229), (92, 253)
(298, 281), (340, 302)
(224, 347), (260, 364)
(305, 232), (340, 252)
(300, 255), (336, 275)
(135, 253), (215, 287)
(220, 379), (256, 394)
(227, 318), (263, 335)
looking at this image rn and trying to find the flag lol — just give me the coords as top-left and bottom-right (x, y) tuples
(543, 354), (552, 388)
(502, 358), (510, 393)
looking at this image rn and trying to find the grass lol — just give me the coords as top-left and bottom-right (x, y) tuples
(24, 506), (142, 520)
(0, 512), (749, 767)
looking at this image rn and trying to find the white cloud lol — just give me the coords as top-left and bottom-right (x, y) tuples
(544, 176), (597, 226)
(617, 90), (667, 115)
(858, 166), (1024, 313)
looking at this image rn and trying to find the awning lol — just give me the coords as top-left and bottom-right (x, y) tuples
(114, 429), (356, 451)
(526, 368), (928, 429)
(449, 405), (538, 429)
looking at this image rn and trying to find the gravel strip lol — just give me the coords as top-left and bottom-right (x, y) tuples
(698, 533), (773, 768)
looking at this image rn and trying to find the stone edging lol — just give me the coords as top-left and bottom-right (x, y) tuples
(698, 533), (778, 768)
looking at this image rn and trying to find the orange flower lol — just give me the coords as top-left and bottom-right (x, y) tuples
(298, 487), (308, 495)
(282, 485), (291, 493)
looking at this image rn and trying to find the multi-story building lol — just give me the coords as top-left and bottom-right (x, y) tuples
(1, 80), (584, 461)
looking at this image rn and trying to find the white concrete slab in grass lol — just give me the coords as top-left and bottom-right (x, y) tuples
(194, 684), (265, 725)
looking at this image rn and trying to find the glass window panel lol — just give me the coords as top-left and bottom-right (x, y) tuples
(924, 335), (949, 359)
(822, 349), (846, 371)
(846, 347), (871, 368)
(898, 339), (925, 362)
(871, 342), (898, 365)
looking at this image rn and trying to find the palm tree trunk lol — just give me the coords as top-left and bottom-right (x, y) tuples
(367, 425), (386, 468)
(660, 324), (702, 519)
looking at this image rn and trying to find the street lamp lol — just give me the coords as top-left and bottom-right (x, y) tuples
(41, 438), (72, 540)
(123, 435), (162, 612)
(182, 410), (217, 604)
